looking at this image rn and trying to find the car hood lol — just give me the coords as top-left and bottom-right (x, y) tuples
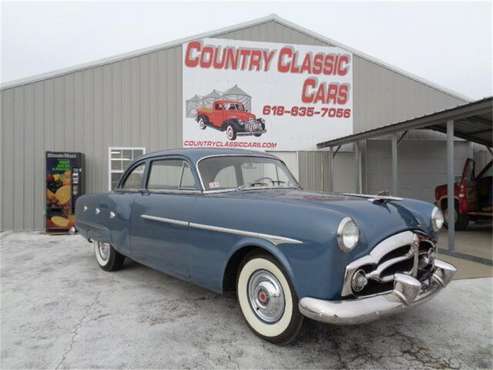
(229, 112), (256, 121)
(212, 189), (436, 255)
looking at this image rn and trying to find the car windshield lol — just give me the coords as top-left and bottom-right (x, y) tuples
(198, 156), (300, 191)
(225, 103), (244, 111)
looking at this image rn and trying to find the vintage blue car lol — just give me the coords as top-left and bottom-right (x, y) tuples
(75, 148), (456, 344)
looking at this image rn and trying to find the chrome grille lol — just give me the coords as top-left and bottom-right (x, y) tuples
(341, 231), (436, 297)
(244, 120), (261, 132)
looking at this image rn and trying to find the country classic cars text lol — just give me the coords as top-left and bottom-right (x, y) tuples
(184, 40), (351, 105)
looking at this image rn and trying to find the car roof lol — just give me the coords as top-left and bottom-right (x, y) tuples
(215, 99), (242, 104)
(138, 148), (277, 164)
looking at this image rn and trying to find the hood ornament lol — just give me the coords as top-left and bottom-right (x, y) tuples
(342, 192), (403, 204)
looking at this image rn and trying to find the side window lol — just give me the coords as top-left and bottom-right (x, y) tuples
(180, 163), (197, 189)
(147, 159), (197, 191)
(121, 162), (146, 190)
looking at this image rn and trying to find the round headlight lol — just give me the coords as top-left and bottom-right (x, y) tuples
(431, 207), (444, 232)
(337, 217), (359, 253)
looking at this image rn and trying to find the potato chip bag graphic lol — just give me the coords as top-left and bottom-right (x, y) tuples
(51, 216), (69, 228)
(63, 171), (72, 185)
(55, 185), (71, 205)
(47, 189), (57, 202)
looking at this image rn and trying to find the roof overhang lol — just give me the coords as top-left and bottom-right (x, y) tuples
(317, 97), (493, 149)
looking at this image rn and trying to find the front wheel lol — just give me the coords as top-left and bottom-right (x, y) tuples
(94, 241), (125, 271)
(236, 254), (304, 344)
(198, 116), (207, 130)
(226, 124), (237, 140)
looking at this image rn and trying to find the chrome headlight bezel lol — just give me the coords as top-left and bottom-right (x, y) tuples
(337, 217), (360, 253)
(431, 206), (444, 232)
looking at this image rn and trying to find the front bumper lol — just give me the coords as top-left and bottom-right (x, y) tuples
(237, 120), (265, 136)
(298, 259), (456, 325)
(237, 129), (267, 136)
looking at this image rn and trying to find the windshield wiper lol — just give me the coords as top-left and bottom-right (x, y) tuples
(237, 181), (269, 190)
(237, 180), (300, 191)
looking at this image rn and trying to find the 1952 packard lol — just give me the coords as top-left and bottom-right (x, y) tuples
(75, 148), (456, 344)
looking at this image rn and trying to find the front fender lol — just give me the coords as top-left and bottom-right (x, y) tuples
(223, 237), (297, 294)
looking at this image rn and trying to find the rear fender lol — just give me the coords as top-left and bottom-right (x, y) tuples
(77, 220), (112, 244)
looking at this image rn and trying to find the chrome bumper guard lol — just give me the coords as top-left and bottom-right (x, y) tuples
(299, 259), (456, 325)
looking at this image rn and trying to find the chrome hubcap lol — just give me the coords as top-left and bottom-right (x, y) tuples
(97, 241), (110, 262)
(226, 126), (234, 139)
(247, 270), (285, 323)
(199, 118), (206, 129)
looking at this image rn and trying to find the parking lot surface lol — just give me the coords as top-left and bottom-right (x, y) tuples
(1, 232), (492, 369)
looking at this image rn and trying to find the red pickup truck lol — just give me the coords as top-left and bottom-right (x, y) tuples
(196, 99), (266, 140)
(435, 158), (492, 229)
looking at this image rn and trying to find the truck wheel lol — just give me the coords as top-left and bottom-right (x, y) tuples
(198, 117), (207, 130)
(94, 241), (125, 271)
(236, 253), (304, 344)
(444, 206), (469, 230)
(226, 124), (237, 140)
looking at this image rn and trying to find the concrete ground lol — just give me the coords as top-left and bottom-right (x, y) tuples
(1, 232), (492, 370)
(437, 224), (493, 279)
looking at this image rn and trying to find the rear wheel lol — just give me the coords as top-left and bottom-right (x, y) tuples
(236, 253), (303, 344)
(94, 241), (125, 271)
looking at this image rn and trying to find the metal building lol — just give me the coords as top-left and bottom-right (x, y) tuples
(0, 15), (470, 231)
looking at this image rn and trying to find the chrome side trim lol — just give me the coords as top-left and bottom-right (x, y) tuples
(140, 214), (303, 246)
(189, 222), (303, 246)
(140, 214), (188, 227)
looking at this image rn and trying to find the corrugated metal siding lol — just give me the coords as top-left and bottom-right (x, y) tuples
(0, 20), (468, 231)
(298, 151), (330, 192)
(353, 56), (465, 133)
(0, 46), (183, 231)
(220, 21), (328, 46)
(298, 151), (356, 193)
(366, 139), (470, 202)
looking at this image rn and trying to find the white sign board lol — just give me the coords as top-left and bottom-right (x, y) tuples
(183, 38), (353, 151)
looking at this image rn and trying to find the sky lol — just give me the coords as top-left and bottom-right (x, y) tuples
(1, 1), (492, 100)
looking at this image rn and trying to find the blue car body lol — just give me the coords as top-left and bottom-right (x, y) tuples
(75, 148), (445, 303)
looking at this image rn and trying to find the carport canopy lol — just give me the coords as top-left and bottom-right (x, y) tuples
(317, 97), (492, 254)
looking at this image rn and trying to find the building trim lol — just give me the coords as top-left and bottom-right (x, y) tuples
(0, 14), (469, 101)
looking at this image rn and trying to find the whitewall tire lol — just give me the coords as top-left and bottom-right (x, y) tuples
(94, 241), (125, 272)
(198, 117), (207, 130)
(237, 254), (303, 344)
